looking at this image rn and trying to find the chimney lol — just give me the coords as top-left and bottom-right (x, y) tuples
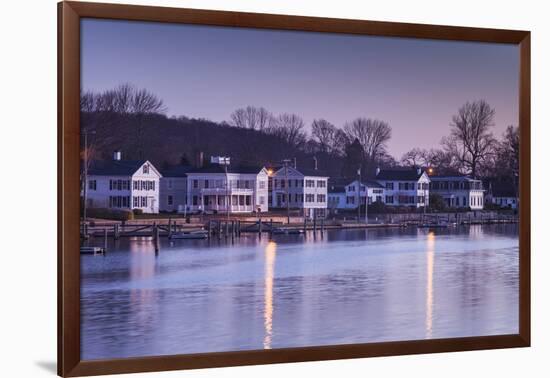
(194, 151), (204, 168)
(113, 150), (122, 161)
(313, 156), (318, 170)
(375, 167), (380, 176)
(293, 157), (297, 169)
(416, 167), (422, 175)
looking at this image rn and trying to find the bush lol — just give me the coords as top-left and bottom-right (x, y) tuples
(87, 208), (134, 220)
(132, 208), (143, 215)
(367, 201), (387, 214)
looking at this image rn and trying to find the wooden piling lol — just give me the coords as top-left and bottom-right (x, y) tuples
(217, 221), (222, 239)
(103, 228), (108, 253)
(168, 219), (173, 238)
(114, 224), (119, 240)
(303, 217), (307, 233)
(154, 224), (160, 254)
(225, 221), (229, 238)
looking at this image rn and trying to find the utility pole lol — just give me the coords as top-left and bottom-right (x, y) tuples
(357, 167), (361, 222)
(220, 157), (231, 222)
(83, 129), (88, 224)
(365, 184), (368, 225)
(283, 159), (292, 224)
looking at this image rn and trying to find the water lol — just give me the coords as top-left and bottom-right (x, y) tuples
(81, 224), (519, 360)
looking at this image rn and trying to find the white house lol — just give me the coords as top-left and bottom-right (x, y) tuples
(430, 176), (484, 210)
(485, 181), (518, 209)
(344, 180), (386, 208)
(159, 166), (193, 213)
(85, 153), (162, 213)
(186, 163), (269, 214)
(269, 166), (329, 218)
(375, 167), (430, 208)
(328, 179), (385, 211)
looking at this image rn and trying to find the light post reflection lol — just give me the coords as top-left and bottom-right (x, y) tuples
(426, 231), (435, 338)
(263, 241), (277, 349)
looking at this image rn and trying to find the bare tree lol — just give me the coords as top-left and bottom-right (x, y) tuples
(444, 100), (496, 178)
(400, 148), (431, 167)
(267, 113), (307, 148)
(129, 87), (166, 159)
(311, 119), (338, 153)
(230, 106), (271, 131)
(343, 118), (392, 163)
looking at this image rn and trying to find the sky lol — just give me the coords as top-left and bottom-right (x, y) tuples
(81, 18), (519, 158)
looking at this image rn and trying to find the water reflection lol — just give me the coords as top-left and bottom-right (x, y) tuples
(263, 241), (277, 349)
(81, 224), (519, 360)
(426, 231), (435, 338)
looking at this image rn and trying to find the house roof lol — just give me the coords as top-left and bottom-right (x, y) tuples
(161, 165), (194, 177)
(273, 166), (329, 178)
(88, 160), (149, 176)
(364, 180), (384, 189)
(186, 165), (265, 174)
(485, 180), (517, 198)
(430, 175), (480, 182)
(376, 167), (426, 181)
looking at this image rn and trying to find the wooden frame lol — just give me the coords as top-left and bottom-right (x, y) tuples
(58, 1), (531, 376)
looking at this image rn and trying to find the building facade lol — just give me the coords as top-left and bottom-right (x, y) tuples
(85, 157), (162, 213)
(430, 176), (484, 210)
(375, 167), (430, 208)
(186, 165), (269, 214)
(159, 166), (192, 213)
(269, 166), (329, 218)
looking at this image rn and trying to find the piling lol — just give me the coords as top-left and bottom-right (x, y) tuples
(259, 216), (263, 234)
(168, 219), (173, 238)
(207, 220), (212, 236)
(269, 219), (273, 235)
(103, 228), (108, 253)
(225, 221), (229, 238)
(321, 217), (325, 234)
(217, 221), (222, 239)
(154, 224), (160, 254)
(313, 213), (317, 232)
(303, 217), (307, 233)
(114, 224), (119, 240)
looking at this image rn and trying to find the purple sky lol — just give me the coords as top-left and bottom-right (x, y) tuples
(81, 18), (519, 158)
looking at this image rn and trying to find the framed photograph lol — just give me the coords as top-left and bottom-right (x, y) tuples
(58, 1), (530, 376)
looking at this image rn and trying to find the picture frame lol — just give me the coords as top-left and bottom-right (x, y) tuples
(58, 1), (531, 376)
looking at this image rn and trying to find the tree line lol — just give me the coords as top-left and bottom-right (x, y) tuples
(80, 83), (519, 184)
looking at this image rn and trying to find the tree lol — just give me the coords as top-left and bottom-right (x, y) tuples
(429, 193), (447, 212)
(400, 148), (431, 167)
(266, 113), (307, 148)
(311, 119), (338, 153)
(130, 87), (166, 158)
(444, 100), (496, 178)
(342, 138), (365, 178)
(229, 106), (271, 131)
(343, 118), (392, 164)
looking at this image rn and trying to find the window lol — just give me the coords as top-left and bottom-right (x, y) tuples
(386, 182), (394, 190)
(133, 181), (138, 190)
(133, 197), (138, 207)
(348, 185), (355, 192)
(295, 179), (300, 187)
(463, 197), (467, 207)
(317, 194), (326, 203)
(306, 180), (315, 188)
(204, 180), (209, 189)
(143, 164), (149, 174)
(193, 179), (198, 189)
(168, 195), (173, 205)
(259, 180), (266, 189)
(259, 196), (265, 205)
(317, 180), (326, 188)
(346, 196), (355, 205)
(281, 179), (285, 188)
(306, 194), (315, 202)
(245, 196), (251, 206)
(386, 196), (394, 204)
(245, 180), (250, 189)
(88, 180), (97, 190)
(193, 196), (198, 206)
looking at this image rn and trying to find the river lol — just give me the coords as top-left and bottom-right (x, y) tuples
(81, 224), (518, 360)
